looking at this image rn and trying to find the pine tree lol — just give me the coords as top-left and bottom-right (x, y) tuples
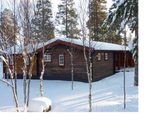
(55, 0), (79, 38)
(87, 0), (107, 41)
(106, 0), (138, 86)
(18, 0), (34, 46)
(0, 8), (19, 48)
(87, 0), (122, 44)
(103, 29), (123, 44)
(31, 0), (54, 43)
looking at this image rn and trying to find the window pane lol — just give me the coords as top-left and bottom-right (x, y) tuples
(44, 54), (51, 62)
(105, 53), (108, 60)
(59, 54), (64, 66)
(97, 53), (101, 61)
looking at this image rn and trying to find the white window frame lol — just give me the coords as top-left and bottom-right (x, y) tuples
(59, 54), (64, 66)
(104, 53), (108, 61)
(44, 54), (51, 62)
(97, 53), (101, 61)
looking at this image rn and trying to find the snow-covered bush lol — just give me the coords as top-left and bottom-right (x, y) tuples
(28, 97), (52, 112)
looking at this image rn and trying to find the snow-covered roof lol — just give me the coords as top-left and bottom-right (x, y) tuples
(5, 37), (130, 54)
(38, 37), (130, 51)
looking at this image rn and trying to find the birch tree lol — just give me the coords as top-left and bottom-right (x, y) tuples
(0, 0), (51, 112)
(78, 0), (93, 112)
(17, 0), (39, 111)
(0, 0), (20, 112)
(31, 0), (54, 97)
(0, 9), (19, 48)
(18, 0), (47, 104)
(67, 46), (74, 90)
(0, 53), (20, 112)
(40, 44), (45, 97)
(33, 0), (53, 96)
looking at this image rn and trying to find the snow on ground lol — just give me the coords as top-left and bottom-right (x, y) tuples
(0, 68), (138, 112)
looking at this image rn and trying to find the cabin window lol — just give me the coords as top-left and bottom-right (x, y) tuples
(59, 54), (64, 66)
(104, 53), (108, 60)
(44, 54), (51, 62)
(97, 53), (101, 61)
(26, 57), (30, 65)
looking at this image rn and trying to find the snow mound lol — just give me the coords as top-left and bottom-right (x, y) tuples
(28, 97), (52, 112)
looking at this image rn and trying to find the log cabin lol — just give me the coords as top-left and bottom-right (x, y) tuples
(3, 37), (134, 82)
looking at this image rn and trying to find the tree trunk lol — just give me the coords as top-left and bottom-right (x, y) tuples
(8, 65), (19, 111)
(134, 61), (138, 86)
(7, 56), (19, 112)
(12, 79), (19, 112)
(134, 28), (138, 86)
(71, 52), (74, 90)
(13, 0), (18, 102)
(83, 41), (93, 112)
(23, 65), (27, 111)
(40, 59), (45, 97)
(89, 62), (92, 112)
(27, 55), (35, 107)
(83, 45), (92, 112)
(22, 50), (28, 112)
(65, 0), (68, 37)
(67, 48), (74, 90)
(40, 45), (45, 97)
(79, 1), (93, 112)
(123, 31), (127, 109)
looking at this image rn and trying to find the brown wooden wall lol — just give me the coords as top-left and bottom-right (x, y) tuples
(37, 44), (88, 81)
(114, 51), (135, 71)
(4, 55), (37, 78)
(92, 51), (114, 81)
(3, 43), (135, 82)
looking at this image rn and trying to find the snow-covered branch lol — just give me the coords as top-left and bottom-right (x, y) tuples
(0, 79), (14, 88)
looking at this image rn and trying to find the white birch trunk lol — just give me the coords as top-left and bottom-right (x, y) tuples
(13, 0), (18, 110)
(40, 43), (45, 97)
(27, 55), (35, 107)
(40, 58), (45, 97)
(71, 49), (74, 90)
(79, 1), (93, 112)
(67, 48), (74, 90)
(22, 50), (28, 112)
(82, 40), (93, 112)
(0, 56), (19, 112)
